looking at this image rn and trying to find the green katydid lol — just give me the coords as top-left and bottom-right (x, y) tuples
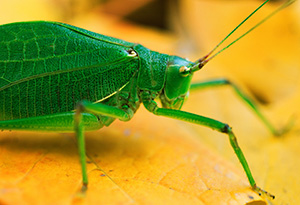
(0, 0), (295, 199)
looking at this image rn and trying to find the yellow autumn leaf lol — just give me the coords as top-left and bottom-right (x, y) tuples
(0, 0), (300, 204)
(0, 110), (265, 204)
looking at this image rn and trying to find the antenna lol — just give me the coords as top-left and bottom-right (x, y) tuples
(191, 0), (296, 72)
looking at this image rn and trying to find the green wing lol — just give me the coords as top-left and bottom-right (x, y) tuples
(0, 21), (139, 120)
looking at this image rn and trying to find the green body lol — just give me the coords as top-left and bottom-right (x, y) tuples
(0, 21), (278, 198)
(0, 21), (192, 129)
(0, 22), (182, 123)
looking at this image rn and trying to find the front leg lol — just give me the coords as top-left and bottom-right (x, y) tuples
(190, 78), (290, 136)
(74, 100), (134, 191)
(141, 92), (274, 199)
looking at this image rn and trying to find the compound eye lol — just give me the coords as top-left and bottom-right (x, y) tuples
(179, 66), (190, 77)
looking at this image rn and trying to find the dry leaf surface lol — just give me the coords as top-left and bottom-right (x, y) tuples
(0, 0), (300, 204)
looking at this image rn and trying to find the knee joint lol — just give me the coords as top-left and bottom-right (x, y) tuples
(221, 124), (231, 133)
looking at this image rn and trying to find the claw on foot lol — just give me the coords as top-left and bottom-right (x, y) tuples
(253, 184), (275, 200)
(274, 115), (296, 137)
(81, 183), (88, 193)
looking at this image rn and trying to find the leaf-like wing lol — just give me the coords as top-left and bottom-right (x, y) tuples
(0, 21), (139, 120)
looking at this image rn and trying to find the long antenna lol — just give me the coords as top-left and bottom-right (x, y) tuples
(192, 0), (296, 71)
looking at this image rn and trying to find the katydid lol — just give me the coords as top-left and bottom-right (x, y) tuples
(0, 0), (295, 199)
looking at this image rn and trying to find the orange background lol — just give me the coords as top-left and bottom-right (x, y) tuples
(0, 0), (300, 204)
